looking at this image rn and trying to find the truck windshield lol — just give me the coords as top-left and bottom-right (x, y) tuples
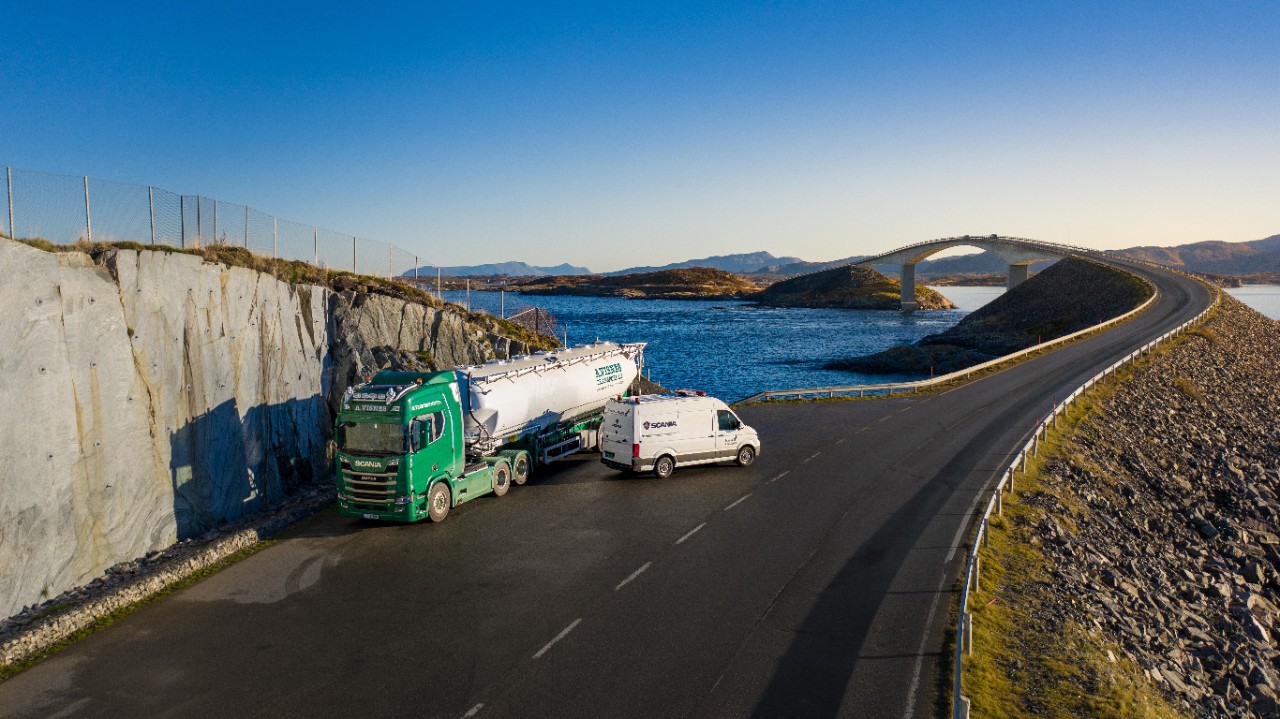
(338, 422), (404, 456)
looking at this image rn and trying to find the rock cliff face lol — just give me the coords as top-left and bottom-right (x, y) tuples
(0, 239), (530, 618)
(980, 296), (1280, 717)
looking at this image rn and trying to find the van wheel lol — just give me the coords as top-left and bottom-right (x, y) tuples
(512, 453), (530, 485)
(427, 482), (451, 522)
(654, 455), (675, 479)
(492, 463), (511, 497)
(736, 445), (756, 467)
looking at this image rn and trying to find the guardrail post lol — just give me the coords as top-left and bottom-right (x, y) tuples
(1020, 452), (1027, 472)
(963, 611), (973, 655)
(956, 696), (970, 719)
(996, 490), (1003, 516)
(971, 558), (980, 592)
(981, 520), (989, 547)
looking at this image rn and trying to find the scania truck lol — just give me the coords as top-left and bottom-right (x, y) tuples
(334, 342), (644, 522)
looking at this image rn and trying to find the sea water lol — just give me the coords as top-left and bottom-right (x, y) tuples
(1226, 286), (1280, 320)
(443, 287), (1003, 401)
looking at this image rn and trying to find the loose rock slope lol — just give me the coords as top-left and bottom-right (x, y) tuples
(975, 295), (1280, 718)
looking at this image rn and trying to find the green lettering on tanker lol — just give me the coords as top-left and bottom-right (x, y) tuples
(595, 362), (623, 385)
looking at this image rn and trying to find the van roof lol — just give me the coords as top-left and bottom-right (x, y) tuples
(616, 394), (724, 406)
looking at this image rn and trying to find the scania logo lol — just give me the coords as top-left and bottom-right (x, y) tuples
(353, 460), (381, 468)
(643, 420), (677, 430)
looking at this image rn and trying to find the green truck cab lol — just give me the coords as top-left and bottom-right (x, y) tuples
(335, 370), (511, 523)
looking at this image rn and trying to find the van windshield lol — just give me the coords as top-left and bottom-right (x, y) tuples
(339, 422), (404, 456)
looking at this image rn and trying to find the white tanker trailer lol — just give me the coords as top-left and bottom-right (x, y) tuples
(334, 341), (647, 523)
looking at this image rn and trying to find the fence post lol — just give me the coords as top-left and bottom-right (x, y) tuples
(414, 256), (419, 284)
(196, 194), (201, 248)
(244, 206), (249, 248)
(352, 236), (357, 272)
(273, 218), (278, 259)
(8, 167), (15, 240)
(437, 267), (441, 299)
(148, 186), (155, 244)
(83, 176), (92, 243)
(213, 199), (218, 245)
(180, 196), (186, 248)
(313, 226), (318, 266)
(388, 243), (393, 280)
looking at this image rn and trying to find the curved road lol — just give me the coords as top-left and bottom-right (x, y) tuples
(0, 261), (1211, 719)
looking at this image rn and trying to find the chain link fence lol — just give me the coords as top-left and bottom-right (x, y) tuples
(0, 164), (432, 282)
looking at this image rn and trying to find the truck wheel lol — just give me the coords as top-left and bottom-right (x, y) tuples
(492, 463), (511, 497)
(654, 455), (675, 479)
(512, 453), (530, 485)
(427, 482), (451, 522)
(736, 445), (756, 467)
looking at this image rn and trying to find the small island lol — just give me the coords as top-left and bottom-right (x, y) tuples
(510, 267), (760, 300)
(749, 264), (956, 310)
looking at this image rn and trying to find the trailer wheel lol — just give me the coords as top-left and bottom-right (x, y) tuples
(512, 453), (531, 485)
(427, 482), (451, 523)
(736, 445), (756, 467)
(492, 462), (511, 497)
(654, 455), (675, 479)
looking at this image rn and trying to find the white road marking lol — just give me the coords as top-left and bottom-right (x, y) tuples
(767, 470), (790, 484)
(835, 437), (848, 445)
(615, 562), (652, 591)
(675, 523), (706, 545)
(802, 452), (821, 463)
(462, 704), (484, 718)
(902, 573), (949, 719)
(724, 493), (752, 511)
(533, 618), (582, 659)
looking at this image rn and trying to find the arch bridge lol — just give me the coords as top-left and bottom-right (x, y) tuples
(856, 234), (1081, 310)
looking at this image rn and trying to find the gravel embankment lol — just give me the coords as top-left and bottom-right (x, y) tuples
(1012, 295), (1280, 717)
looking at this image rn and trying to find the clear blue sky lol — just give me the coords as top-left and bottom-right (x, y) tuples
(3, 1), (1277, 271)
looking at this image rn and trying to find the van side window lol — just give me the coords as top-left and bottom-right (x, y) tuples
(717, 410), (739, 432)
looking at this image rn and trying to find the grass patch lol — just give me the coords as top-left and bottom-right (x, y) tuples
(0, 540), (276, 681)
(958, 357), (1182, 718)
(9, 238), (558, 352)
(1172, 376), (1204, 403)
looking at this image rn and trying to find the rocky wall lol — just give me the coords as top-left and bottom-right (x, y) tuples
(0, 240), (522, 619)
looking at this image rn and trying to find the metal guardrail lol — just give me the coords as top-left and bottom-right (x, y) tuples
(950, 279), (1220, 718)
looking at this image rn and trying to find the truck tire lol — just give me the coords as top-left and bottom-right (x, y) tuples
(736, 445), (756, 467)
(427, 482), (451, 523)
(512, 452), (531, 486)
(654, 455), (675, 479)
(492, 462), (511, 497)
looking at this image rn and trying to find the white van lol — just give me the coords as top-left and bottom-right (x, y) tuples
(600, 392), (761, 478)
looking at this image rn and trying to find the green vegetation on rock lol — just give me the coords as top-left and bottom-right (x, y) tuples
(749, 264), (955, 310)
(511, 266), (759, 300)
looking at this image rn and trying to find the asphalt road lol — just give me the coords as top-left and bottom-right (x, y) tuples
(0, 261), (1211, 719)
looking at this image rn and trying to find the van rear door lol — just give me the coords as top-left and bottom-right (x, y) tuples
(601, 401), (633, 464)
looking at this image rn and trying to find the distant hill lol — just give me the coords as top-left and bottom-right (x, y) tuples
(606, 251), (802, 276)
(511, 267), (758, 300)
(1109, 234), (1280, 275)
(402, 261), (591, 278)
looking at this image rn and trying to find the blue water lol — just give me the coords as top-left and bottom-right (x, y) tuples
(443, 287), (1004, 401)
(1226, 285), (1280, 320)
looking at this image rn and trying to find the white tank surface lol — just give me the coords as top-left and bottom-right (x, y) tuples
(456, 342), (645, 447)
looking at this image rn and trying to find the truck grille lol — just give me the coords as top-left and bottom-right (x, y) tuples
(345, 472), (397, 507)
